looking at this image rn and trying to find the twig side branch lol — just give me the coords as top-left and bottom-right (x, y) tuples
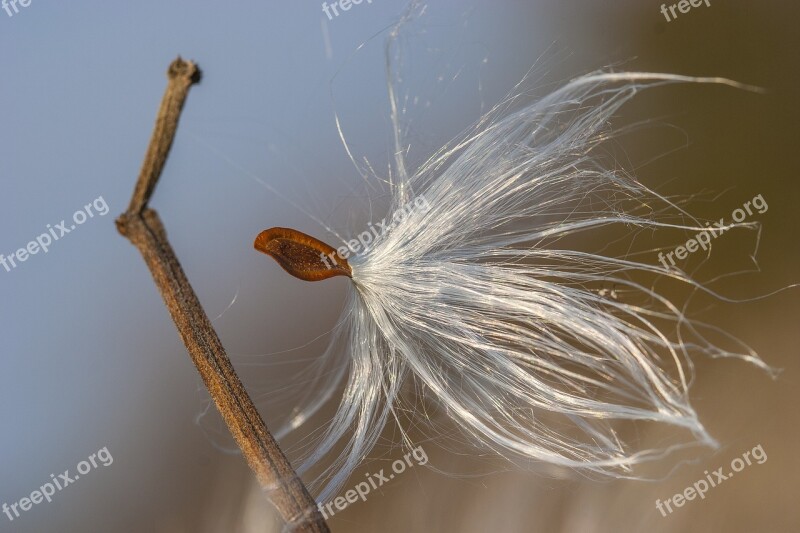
(116, 57), (329, 532)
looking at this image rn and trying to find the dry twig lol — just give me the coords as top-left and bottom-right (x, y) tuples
(116, 57), (329, 532)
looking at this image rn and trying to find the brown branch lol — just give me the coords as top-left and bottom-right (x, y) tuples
(116, 57), (329, 532)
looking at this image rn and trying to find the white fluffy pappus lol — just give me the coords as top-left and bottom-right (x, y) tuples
(271, 63), (776, 505)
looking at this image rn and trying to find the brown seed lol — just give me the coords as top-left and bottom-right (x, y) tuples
(254, 227), (352, 282)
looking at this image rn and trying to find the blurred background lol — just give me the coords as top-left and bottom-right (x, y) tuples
(1, 1), (798, 531)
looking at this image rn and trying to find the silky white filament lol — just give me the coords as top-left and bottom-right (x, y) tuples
(274, 23), (770, 505)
